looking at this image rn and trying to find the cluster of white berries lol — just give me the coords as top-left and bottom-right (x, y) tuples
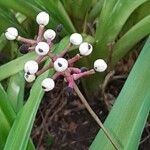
(62, 33), (107, 72)
(5, 11), (107, 93)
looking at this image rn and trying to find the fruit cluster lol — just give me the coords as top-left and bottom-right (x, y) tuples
(5, 11), (107, 94)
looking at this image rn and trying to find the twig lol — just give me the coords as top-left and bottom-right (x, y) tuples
(37, 111), (47, 149)
(101, 70), (115, 108)
(47, 99), (67, 126)
(112, 75), (127, 81)
(17, 36), (36, 45)
(36, 62), (53, 76)
(37, 25), (45, 43)
(35, 56), (45, 64)
(87, 23), (95, 36)
(140, 134), (150, 144)
(73, 83), (121, 150)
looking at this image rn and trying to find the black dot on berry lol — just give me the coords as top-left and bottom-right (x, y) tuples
(27, 72), (30, 75)
(88, 44), (91, 50)
(39, 48), (43, 53)
(42, 86), (46, 89)
(58, 62), (62, 67)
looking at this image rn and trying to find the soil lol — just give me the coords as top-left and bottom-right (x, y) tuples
(31, 79), (107, 150)
(31, 46), (150, 150)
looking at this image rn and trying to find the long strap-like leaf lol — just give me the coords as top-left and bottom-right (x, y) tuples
(90, 37), (150, 150)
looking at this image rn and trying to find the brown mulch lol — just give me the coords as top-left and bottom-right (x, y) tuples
(31, 79), (108, 150)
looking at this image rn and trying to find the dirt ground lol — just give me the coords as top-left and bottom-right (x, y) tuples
(31, 45), (150, 150)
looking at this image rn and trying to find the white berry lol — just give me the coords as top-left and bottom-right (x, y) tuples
(35, 42), (49, 56)
(94, 59), (107, 72)
(79, 42), (93, 56)
(5, 27), (18, 40)
(54, 58), (68, 72)
(36, 12), (49, 26)
(24, 73), (36, 82)
(41, 78), (55, 92)
(70, 33), (83, 45)
(24, 60), (39, 74)
(44, 29), (56, 41)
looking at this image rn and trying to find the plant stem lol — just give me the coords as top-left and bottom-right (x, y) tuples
(17, 36), (36, 45)
(73, 83), (121, 150)
(37, 25), (45, 43)
(58, 43), (71, 58)
(36, 63), (53, 76)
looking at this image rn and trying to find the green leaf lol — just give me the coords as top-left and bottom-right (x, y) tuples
(0, 52), (36, 81)
(4, 36), (70, 150)
(0, 85), (35, 150)
(4, 67), (51, 150)
(0, 34), (7, 52)
(105, 0), (148, 44)
(120, 1), (150, 36)
(61, 0), (93, 32)
(95, 0), (118, 40)
(90, 37), (150, 150)
(0, 85), (16, 149)
(88, 0), (105, 21)
(7, 71), (25, 112)
(112, 15), (150, 65)
(0, 85), (16, 124)
(0, 8), (26, 35)
(0, 0), (38, 19)
(95, 0), (148, 58)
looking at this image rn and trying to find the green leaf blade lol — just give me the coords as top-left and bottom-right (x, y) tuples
(7, 71), (25, 112)
(90, 37), (150, 150)
(0, 52), (36, 81)
(112, 15), (150, 65)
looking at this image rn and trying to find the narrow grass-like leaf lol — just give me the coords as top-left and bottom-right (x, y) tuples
(0, 34), (7, 52)
(90, 37), (150, 150)
(0, 0), (38, 19)
(0, 85), (16, 124)
(61, 0), (93, 32)
(0, 85), (16, 149)
(106, 0), (148, 41)
(88, 0), (104, 21)
(112, 15), (150, 65)
(0, 84), (35, 150)
(95, 0), (148, 58)
(0, 52), (36, 81)
(0, 8), (26, 35)
(120, 1), (150, 36)
(7, 71), (25, 112)
(95, 0), (118, 41)
(4, 67), (51, 150)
